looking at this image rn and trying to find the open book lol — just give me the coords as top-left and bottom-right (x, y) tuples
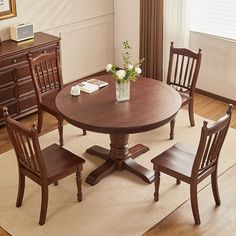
(86, 78), (108, 88)
(78, 82), (99, 93)
(78, 78), (109, 93)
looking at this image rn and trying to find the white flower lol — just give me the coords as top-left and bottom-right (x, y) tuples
(127, 64), (133, 70)
(106, 64), (112, 72)
(135, 66), (142, 75)
(116, 69), (126, 80)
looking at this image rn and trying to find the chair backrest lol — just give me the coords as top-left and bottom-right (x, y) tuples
(167, 42), (202, 95)
(3, 107), (46, 179)
(27, 46), (63, 104)
(192, 104), (233, 178)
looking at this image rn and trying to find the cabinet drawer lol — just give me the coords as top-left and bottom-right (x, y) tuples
(0, 44), (58, 69)
(15, 64), (31, 82)
(19, 94), (37, 112)
(0, 69), (15, 88)
(30, 44), (58, 57)
(0, 53), (27, 68)
(0, 86), (17, 104)
(18, 79), (34, 97)
(16, 64), (35, 96)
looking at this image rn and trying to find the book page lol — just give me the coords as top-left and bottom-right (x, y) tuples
(86, 78), (108, 88)
(78, 82), (99, 93)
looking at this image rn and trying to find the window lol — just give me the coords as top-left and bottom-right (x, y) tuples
(190, 0), (236, 40)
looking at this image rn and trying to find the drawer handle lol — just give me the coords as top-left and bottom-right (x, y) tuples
(12, 59), (17, 63)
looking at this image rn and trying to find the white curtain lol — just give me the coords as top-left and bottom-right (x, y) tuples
(163, 0), (190, 81)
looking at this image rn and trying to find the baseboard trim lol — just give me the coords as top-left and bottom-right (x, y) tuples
(82, 70), (106, 79)
(67, 70), (106, 85)
(196, 88), (236, 106)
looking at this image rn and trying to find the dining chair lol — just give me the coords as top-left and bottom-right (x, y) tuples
(3, 107), (85, 225)
(151, 104), (233, 225)
(167, 42), (202, 139)
(27, 47), (87, 146)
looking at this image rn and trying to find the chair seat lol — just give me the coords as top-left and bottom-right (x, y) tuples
(41, 89), (60, 117)
(41, 100), (58, 117)
(42, 144), (85, 182)
(151, 143), (196, 181)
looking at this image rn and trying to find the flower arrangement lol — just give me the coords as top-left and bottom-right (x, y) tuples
(106, 41), (144, 84)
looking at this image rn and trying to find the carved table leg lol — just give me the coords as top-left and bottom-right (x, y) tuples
(85, 133), (154, 185)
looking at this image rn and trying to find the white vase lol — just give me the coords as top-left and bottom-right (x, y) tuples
(116, 81), (130, 102)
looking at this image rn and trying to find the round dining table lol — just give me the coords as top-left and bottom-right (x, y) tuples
(56, 75), (182, 186)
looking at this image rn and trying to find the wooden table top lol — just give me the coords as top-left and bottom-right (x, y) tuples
(55, 75), (182, 134)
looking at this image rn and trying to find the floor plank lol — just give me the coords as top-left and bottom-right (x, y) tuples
(0, 227), (10, 236)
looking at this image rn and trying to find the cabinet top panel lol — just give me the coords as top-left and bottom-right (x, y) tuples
(0, 32), (60, 58)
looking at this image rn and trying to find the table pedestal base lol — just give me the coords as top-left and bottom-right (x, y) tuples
(86, 134), (155, 186)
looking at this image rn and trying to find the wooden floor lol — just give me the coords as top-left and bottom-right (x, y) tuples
(0, 93), (235, 235)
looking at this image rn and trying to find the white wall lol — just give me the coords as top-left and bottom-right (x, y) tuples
(190, 32), (236, 100)
(0, 0), (114, 84)
(113, 0), (140, 67)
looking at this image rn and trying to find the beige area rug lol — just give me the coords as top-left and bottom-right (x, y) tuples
(0, 110), (235, 236)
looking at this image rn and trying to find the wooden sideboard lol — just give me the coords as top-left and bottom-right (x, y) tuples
(0, 32), (60, 125)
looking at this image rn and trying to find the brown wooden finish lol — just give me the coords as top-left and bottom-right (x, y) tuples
(3, 107), (85, 225)
(167, 42), (202, 139)
(27, 48), (87, 146)
(151, 104), (233, 225)
(0, 32), (61, 126)
(56, 75), (182, 185)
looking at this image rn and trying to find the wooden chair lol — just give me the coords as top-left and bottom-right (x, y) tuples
(151, 104), (233, 224)
(3, 107), (85, 225)
(167, 42), (202, 139)
(27, 47), (87, 146)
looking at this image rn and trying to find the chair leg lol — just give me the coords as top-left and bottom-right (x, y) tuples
(170, 118), (175, 140)
(83, 129), (87, 135)
(154, 170), (160, 201)
(211, 170), (221, 205)
(16, 172), (25, 207)
(37, 110), (43, 133)
(76, 170), (82, 202)
(58, 117), (64, 147)
(190, 184), (201, 225)
(188, 100), (195, 127)
(39, 185), (49, 225)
